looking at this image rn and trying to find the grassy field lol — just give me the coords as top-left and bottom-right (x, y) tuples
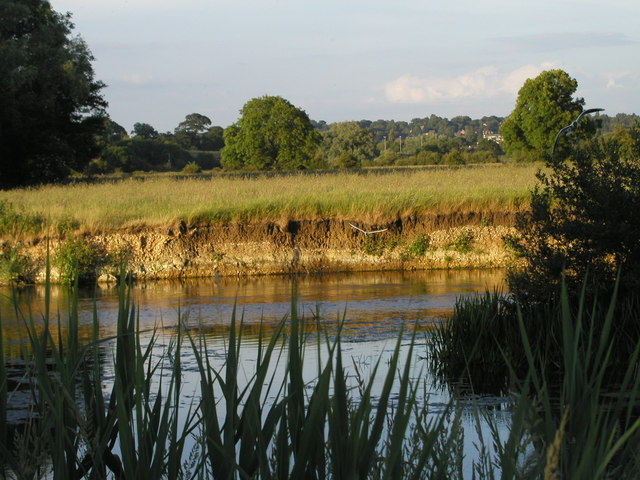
(0, 163), (540, 231)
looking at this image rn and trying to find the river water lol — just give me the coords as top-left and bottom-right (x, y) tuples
(1, 268), (511, 476)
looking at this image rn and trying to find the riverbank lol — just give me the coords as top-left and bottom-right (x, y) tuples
(0, 165), (534, 283)
(9, 213), (518, 283)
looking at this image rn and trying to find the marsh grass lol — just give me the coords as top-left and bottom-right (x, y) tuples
(2, 265), (640, 478)
(0, 164), (538, 232)
(430, 279), (640, 478)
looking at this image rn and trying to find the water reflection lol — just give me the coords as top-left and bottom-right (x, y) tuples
(1, 269), (509, 476)
(0, 269), (506, 353)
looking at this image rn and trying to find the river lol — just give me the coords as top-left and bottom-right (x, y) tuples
(1, 268), (511, 477)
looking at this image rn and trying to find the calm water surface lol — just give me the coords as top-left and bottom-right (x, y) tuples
(1, 269), (511, 476)
(1, 269), (506, 344)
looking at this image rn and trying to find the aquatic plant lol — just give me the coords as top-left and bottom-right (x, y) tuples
(2, 265), (640, 478)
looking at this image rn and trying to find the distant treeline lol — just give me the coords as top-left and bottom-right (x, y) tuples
(89, 112), (639, 176)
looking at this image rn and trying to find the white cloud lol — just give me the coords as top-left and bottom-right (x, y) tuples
(604, 71), (636, 89)
(120, 73), (155, 86)
(384, 62), (560, 104)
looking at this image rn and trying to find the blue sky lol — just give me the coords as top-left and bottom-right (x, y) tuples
(51, 0), (640, 133)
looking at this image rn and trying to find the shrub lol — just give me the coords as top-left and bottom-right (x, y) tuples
(405, 234), (430, 257)
(362, 235), (385, 256)
(0, 245), (33, 284)
(449, 229), (474, 253)
(509, 124), (640, 304)
(442, 150), (465, 165)
(54, 237), (106, 285)
(182, 161), (202, 174)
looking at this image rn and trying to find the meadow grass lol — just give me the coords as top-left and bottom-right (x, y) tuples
(0, 164), (539, 232)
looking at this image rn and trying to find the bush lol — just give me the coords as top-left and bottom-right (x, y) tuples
(54, 237), (106, 285)
(0, 245), (33, 284)
(182, 161), (202, 174)
(372, 150), (400, 166)
(442, 150), (466, 165)
(509, 124), (640, 304)
(449, 229), (474, 253)
(405, 234), (430, 257)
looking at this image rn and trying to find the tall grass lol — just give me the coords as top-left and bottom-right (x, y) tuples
(0, 164), (538, 232)
(2, 268), (640, 478)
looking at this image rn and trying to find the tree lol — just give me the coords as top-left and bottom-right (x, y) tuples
(509, 123), (640, 304)
(476, 138), (503, 157)
(0, 0), (106, 188)
(500, 70), (585, 161)
(104, 119), (128, 143)
(320, 122), (376, 169)
(174, 113), (212, 150)
(131, 122), (158, 140)
(202, 126), (225, 151)
(221, 96), (321, 170)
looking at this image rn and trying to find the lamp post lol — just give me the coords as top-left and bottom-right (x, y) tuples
(551, 108), (604, 158)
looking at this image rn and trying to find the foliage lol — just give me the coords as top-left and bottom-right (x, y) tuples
(54, 237), (106, 285)
(449, 229), (474, 254)
(221, 95), (321, 170)
(361, 235), (386, 256)
(0, 245), (33, 283)
(500, 69), (586, 161)
(0, 200), (45, 237)
(476, 138), (503, 156)
(442, 150), (465, 165)
(320, 121), (377, 168)
(131, 122), (158, 139)
(97, 138), (194, 173)
(406, 234), (430, 257)
(509, 124), (640, 304)
(182, 161), (202, 174)
(0, 0), (106, 188)
(174, 113), (224, 151)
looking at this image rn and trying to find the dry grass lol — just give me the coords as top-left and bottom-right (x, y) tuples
(0, 164), (540, 231)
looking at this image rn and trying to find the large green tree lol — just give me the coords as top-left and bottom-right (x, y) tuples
(501, 69), (585, 161)
(0, 0), (107, 187)
(221, 96), (321, 170)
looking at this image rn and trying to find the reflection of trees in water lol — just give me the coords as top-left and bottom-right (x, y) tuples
(0, 270), (505, 346)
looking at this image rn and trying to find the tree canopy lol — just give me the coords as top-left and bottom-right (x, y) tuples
(174, 113), (220, 150)
(221, 96), (321, 170)
(500, 69), (585, 161)
(320, 122), (376, 168)
(0, 0), (106, 188)
(131, 122), (158, 140)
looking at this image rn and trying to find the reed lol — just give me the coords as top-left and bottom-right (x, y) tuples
(430, 278), (640, 478)
(0, 164), (538, 232)
(2, 266), (640, 478)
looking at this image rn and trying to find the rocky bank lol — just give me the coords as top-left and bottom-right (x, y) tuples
(15, 213), (518, 283)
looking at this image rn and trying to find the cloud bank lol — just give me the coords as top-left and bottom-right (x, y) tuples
(384, 62), (559, 104)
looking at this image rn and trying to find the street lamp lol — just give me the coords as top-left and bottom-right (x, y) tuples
(551, 108), (604, 158)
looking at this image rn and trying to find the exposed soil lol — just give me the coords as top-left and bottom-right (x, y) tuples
(15, 212), (519, 283)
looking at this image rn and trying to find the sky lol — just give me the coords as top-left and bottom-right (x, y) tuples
(50, 0), (640, 133)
